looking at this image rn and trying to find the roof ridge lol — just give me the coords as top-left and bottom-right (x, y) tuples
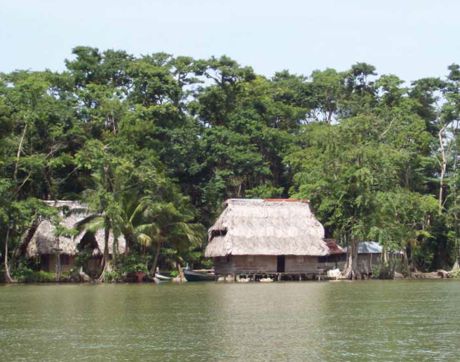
(225, 198), (309, 204)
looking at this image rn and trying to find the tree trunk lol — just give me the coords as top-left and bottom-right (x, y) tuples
(43, 165), (54, 200)
(13, 123), (27, 184)
(438, 125), (447, 215)
(5, 122), (28, 283)
(3, 228), (14, 283)
(451, 260), (460, 272)
(402, 250), (411, 277)
(149, 242), (162, 276)
(124, 231), (137, 255)
(382, 245), (388, 264)
(11, 217), (40, 269)
(342, 239), (360, 279)
(112, 236), (119, 265)
(97, 222), (112, 282)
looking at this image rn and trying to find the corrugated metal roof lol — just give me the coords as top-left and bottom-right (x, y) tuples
(357, 241), (382, 254)
(343, 241), (382, 254)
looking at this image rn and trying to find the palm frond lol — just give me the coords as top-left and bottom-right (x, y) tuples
(75, 214), (104, 233)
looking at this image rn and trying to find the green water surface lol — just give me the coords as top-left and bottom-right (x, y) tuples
(1, 280), (459, 361)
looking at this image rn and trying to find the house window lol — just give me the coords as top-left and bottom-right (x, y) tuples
(61, 254), (70, 266)
(210, 229), (227, 240)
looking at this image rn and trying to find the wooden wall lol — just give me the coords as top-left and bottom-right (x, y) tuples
(213, 255), (277, 274)
(285, 256), (319, 273)
(212, 253), (399, 276)
(40, 254), (75, 273)
(213, 255), (321, 274)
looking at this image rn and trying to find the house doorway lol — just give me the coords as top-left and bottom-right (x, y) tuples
(277, 255), (285, 272)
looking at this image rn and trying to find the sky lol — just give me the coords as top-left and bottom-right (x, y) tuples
(1, 0), (459, 82)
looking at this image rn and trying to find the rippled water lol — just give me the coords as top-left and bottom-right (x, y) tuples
(1, 281), (459, 361)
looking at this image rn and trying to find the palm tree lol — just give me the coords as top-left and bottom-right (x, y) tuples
(75, 140), (204, 280)
(76, 160), (121, 281)
(135, 201), (204, 276)
(75, 208), (117, 281)
(109, 192), (150, 255)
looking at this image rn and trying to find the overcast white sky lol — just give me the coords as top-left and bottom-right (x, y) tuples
(1, 0), (459, 82)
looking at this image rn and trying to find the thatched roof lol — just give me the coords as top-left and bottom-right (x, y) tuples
(25, 200), (126, 257)
(205, 199), (328, 257)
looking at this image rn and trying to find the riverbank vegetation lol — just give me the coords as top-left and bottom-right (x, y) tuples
(1, 47), (460, 281)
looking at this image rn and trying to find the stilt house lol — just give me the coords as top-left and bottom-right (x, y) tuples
(205, 199), (329, 277)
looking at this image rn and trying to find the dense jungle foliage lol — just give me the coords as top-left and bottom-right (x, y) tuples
(1, 46), (460, 279)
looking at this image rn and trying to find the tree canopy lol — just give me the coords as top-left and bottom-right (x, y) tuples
(1, 47), (460, 279)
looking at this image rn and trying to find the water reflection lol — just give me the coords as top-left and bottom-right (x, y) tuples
(207, 283), (329, 360)
(1, 281), (460, 361)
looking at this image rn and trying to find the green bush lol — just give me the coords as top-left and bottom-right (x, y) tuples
(450, 268), (460, 279)
(11, 264), (35, 282)
(104, 270), (122, 283)
(372, 262), (396, 280)
(115, 254), (149, 274)
(128, 263), (148, 273)
(31, 271), (57, 282)
(200, 258), (214, 269)
(21, 270), (56, 283)
(12, 264), (59, 283)
(75, 249), (93, 268)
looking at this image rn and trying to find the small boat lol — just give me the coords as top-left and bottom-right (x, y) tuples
(155, 273), (172, 281)
(153, 273), (172, 284)
(153, 267), (173, 284)
(184, 269), (215, 282)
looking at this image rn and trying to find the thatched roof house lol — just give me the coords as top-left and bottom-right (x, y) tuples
(22, 200), (125, 273)
(205, 199), (328, 276)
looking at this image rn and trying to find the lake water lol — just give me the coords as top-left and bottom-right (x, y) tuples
(1, 281), (459, 361)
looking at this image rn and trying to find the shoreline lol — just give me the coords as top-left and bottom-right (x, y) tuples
(1, 273), (457, 285)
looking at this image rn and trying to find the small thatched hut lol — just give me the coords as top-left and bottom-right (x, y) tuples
(21, 200), (125, 275)
(205, 199), (329, 277)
